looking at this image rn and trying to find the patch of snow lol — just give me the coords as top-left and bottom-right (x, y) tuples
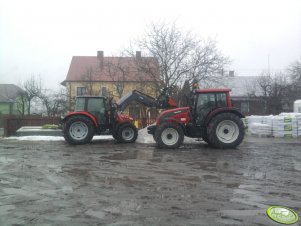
(136, 126), (201, 144)
(4, 128), (200, 144)
(6, 136), (65, 141)
(184, 136), (201, 143)
(93, 135), (113, 140)
(136, 127), (155, 144)
(5, 135), (114, 141)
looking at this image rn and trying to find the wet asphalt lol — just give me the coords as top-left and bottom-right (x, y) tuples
(0, 137), (300, 226)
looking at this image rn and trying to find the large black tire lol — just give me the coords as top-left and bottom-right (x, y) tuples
(117, 123), (138, 143)
(207, 113), (244, 149)
(202, 133), (211, 145)
(112, 132), (119, 140)
(63, 115), (94, 145)
(155, 122), (184, 149)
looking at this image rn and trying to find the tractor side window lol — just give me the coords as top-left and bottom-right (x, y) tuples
(197, 93), (215, 109)
(75, 98), (85, 111)
(87, 98), (105, 114)
(195, 93), (215, 125)
(216, 93), (227, 107)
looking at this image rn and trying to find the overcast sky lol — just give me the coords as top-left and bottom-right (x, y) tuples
(0, 0), (300, 90)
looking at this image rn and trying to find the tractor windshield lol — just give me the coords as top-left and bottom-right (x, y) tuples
(75, 98), (85, 111)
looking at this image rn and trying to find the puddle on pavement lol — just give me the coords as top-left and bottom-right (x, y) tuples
(2, 187), (35, 197)
(0, 205), (16, 216)
(101, 149), (154, 161)
(85, 209), (106, 219)
(293, 160), (301, 171)
(0, 156), (16, 164)
(243, 171), (266, 180)
(231, 184), (267, 208)
(2, 146), (18, 150)
(221, 209), (263, 217)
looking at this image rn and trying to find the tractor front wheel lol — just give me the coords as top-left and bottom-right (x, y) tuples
(207, 113), (244, 149)
(155, 122), (184, 149)
(63, 116), (94, 145)
(117, 123), (138, 143)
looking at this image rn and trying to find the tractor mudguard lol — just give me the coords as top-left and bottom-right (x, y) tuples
(205, 107), (244, 126)
(62, 112), (99, 127)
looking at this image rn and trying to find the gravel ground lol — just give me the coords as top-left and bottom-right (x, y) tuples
(0, 137), (300, 226)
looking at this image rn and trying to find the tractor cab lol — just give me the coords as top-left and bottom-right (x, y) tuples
(148, 88), (245, 149)
(191, 89), (231, 126)
(74, 96), (108, 126)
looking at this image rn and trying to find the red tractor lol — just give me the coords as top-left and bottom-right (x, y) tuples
(62, 88), (176, 145)
(147, 88), (245, 149)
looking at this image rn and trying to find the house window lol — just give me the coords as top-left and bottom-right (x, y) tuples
(101, 87), (107, 97)
(241, 102), (249, 113)
(77, 87), (86, 96)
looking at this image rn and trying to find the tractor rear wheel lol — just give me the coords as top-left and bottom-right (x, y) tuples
(63, 116), (94, 145)
(117, 123), (138, 143)
(207, 113), (244, 149)
(155, 122), (184, 149)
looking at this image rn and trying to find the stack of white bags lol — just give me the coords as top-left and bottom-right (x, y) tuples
(247, 116), (273, 137)
(246, 113), (301, 138)
(272, 115), (298, 138)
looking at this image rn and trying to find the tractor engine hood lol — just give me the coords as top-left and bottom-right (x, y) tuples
(157, 107), (191, 125)
(116, 112), (133, 123)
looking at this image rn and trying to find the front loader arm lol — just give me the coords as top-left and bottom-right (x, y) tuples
(116, 90), (177, 112)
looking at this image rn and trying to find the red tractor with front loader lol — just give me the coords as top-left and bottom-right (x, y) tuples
(62, 86), (245, 149)
(148, 88), (245, 149)
(62, 88), (176, 145)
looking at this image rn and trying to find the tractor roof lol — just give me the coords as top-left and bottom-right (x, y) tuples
(195, 88), (231, 93)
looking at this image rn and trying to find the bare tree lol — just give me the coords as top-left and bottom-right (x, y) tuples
(287, 59), (301, 96)
(288, 58), (301, 83)
(21, 75), (43, 115)
(126, 22), (229, 91)
(40, 88), (67, 117)
(106, 57), (128, 99)
(16, 90), (28, 116)
(248, 71), (291, 114)
(82, 66), (96, 96)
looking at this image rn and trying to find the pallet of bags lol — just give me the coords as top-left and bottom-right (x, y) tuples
(279, 113), (301, 137)
(272, 115), (298, 138)
(248, 122), (272, 137)
(247, 115), (264, 125)
(246, 115), (273, 136)
(246, 115), (263, 134)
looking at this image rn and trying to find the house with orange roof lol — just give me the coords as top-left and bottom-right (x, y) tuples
(61, 51), (160, 123)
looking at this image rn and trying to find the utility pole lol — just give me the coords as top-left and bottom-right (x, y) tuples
(268, 54), (271, 74)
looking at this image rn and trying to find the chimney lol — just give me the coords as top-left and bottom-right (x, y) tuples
(136, 51), (141, 58)
(97, 51), (104, 70)
(229, 70), (235, 77)
(97, 51), (104, 59)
